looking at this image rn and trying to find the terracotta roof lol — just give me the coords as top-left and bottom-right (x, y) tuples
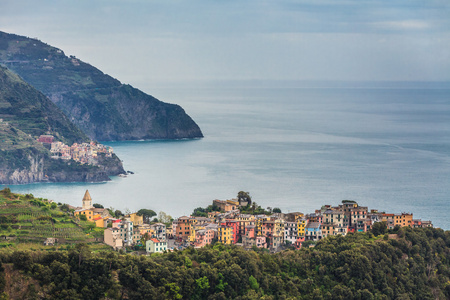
(150, 238), (160, 243)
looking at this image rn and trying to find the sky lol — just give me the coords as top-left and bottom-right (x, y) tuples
(0, 0), (449, 86)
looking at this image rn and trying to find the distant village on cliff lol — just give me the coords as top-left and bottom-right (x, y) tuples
(37, 135), (114, 165)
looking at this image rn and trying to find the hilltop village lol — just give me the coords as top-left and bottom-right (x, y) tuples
(73, 190), (434, 254)
(37, 135), (114, 165)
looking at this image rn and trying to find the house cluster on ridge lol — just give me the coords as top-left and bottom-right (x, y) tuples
(171, 199), (434, 252)
(73, 191), (434, 254)
(37, 135), (114, 165)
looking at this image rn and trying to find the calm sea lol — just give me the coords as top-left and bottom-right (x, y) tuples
(4, 81), (450, 229)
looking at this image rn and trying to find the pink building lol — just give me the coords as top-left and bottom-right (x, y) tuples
(194, 229), (215, 248)
(256, 236), (267, 248)
(224, 220), (239, 244)
(245, 225), (256, 239)
(37, 135), (54, 144)
(261, 221), (274, 237)
(295, 236), (305, 249)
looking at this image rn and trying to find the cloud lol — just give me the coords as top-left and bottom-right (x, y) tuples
(0, 0), (449, 81)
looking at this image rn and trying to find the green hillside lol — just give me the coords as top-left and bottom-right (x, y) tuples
(0, 31), (203, 141)
(0, 223), (448, 299)
(0, 188), (104, 247)
(0, 65), (88, 145)
(0, 120), (42, 151)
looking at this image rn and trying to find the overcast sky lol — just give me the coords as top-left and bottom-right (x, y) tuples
(1, 0), (449, 86)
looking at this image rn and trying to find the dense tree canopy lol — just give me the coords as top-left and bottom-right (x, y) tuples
(237, 191), (252, 205)
(0, 227), (448, 299)
(272, 207), (282, 213)
(137, 209), (157, 223)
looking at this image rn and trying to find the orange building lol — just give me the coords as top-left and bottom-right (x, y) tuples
(394, 213), (413, 227)
(174, 216), (195, 241)
(93, 215), (105, 227)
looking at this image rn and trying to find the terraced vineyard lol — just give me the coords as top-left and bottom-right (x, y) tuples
(0, 188), (103, 245)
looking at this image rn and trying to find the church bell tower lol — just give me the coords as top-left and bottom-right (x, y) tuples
(82, 190), (93, 209)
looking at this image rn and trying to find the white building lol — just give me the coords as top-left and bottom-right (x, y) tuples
(146, 238), (167, 254)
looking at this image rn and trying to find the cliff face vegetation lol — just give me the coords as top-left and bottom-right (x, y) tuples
(0, 65), (88, 145)
(0, 227), (448, 299)
(56, 84), (204, 141)
(0, 31), (203, 141)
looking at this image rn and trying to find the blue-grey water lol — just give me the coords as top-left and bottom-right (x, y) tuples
(4, 82), (450, 229)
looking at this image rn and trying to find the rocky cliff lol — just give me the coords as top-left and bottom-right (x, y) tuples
(0, 31), (203, 141)
(0, 150), (45, 184)
(0, 144), (124, 185)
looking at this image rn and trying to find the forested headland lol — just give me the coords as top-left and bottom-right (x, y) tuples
(0, 226), (448, 299)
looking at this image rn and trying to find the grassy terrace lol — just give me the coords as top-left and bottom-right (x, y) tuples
(0, 188), (105, 248)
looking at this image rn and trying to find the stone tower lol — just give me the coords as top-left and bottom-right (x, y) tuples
(82, 190), (93, 209)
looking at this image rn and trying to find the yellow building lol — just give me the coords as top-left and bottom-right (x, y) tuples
(74, 209), (93, 221)
(394, 213), (413, 227)
(294, 213), (304, 221)
(166, 226), (173, 238)
(93, 214), (104, 227)
(73, 190), (100, 223)
(190, 224), (205, 243)
(126, 213), (144, 226)
(227, 199), (239, 207)
(273, 219), (285, 237)
(255, 216), (268, 236)
(218, 225), (233, 244)
(297, 218), (307, 236)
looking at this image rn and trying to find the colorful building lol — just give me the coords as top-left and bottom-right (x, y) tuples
(174, 216), (192, 241)
(126, 213), (144, 226)
(394, 213), (413, 227)
(297, 218), (308, 237)
(104, 228), (123, 249)
(194, 228), (215, 248)
(93, 215), (104, 227)
(150, 223), (167, 241)
(305, 222), (322, 241)
(224, 220), (239, 244)
(146, 238), (167, 253)
(74, 208), (93, 221)
(218, 225), (233, 244)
